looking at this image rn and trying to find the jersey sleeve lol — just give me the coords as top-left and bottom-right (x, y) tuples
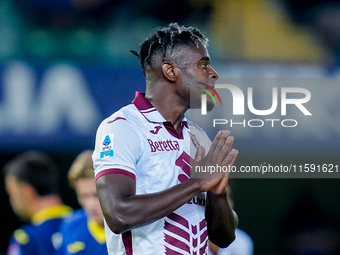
(93, 115), (143, 181)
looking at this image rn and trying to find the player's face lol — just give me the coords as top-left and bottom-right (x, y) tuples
(174, 42), (219, 109)
(5, 175), (30, 221)
(75, 178), (104, 226)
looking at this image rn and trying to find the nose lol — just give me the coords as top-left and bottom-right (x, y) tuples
(210, 66), (219, 80)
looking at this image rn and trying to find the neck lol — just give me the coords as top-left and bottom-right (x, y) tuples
(98, 219), (105, 229)
(29, 195), (63, 219)
(145, 82), (187, 130)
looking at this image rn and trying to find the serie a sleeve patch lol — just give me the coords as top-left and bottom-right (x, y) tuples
(100, 134), (114, 158)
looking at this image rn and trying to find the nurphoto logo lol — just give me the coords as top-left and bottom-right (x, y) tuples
(196, 81), (312, 128)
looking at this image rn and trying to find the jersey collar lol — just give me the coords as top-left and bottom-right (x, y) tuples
(31, 205), (72, 225)
(132, 92), (189, 139)
(132, 92), (166, 123)
(88, 219), (106, 243)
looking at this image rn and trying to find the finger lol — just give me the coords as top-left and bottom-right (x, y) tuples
(210, 176), (229, 195)
(216, 135), (234, 165)
(208, 130), (225, 157)
(217, 151), (238, 188)
(217, 149), (239, 193)
(221, 148), (238, 167)
(210, 130), (231, 161)
(194, 146), (205, 163)
(228, 149), (239, 168)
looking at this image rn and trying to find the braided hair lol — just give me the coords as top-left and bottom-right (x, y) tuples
(131, 23), (209, 71)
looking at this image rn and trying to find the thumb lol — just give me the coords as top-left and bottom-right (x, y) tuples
(195, 146), (205, 163)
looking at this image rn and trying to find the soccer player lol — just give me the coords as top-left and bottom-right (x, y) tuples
(4, 151), (72, 255)
(93, 23), (239, 255)
(57, 150), (107, 255)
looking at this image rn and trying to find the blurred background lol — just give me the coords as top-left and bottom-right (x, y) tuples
(0, 0), (340, 254)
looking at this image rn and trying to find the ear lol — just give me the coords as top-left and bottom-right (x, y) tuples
(162, 62), (177, 82)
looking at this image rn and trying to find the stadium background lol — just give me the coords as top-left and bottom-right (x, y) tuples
(0, 0), (340, 254)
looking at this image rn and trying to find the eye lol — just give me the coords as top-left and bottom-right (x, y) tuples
(201, 64), (207, 69)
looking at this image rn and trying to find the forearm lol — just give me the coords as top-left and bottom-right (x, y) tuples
(97, 176), (202, 234)
(205, 189), (238, 248)
(118, 180), (202, 229)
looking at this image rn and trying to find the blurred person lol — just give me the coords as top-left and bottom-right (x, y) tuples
(4, 150), (72, 255)
(93, 23), (239, 255)
(57, 150), (107, 255)
(208, 186), (254, 255)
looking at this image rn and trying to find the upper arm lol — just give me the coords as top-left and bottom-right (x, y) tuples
(96, 173), (136, 205)
(92, 114), (142, 232)
(96, 173), (136, 233)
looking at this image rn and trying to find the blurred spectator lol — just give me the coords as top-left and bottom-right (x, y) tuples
(57, 150), (107, 255)
(3, 151), (72, 255)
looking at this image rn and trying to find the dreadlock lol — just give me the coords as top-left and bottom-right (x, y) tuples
(131, 23), (209, 71)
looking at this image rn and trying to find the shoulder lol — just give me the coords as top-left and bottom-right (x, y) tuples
(95, 105), (144, 144)
(59, 210), (88, 244)
(97, 104), (141, 131)
(9, 218), (64, 254)
(94, 104), (145, 156)
(8, 224), (40, 255)
(61, 209), (87, 229)
(11, 225), (34, 245)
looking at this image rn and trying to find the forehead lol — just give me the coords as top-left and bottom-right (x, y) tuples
(170, 42), (209, 64)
